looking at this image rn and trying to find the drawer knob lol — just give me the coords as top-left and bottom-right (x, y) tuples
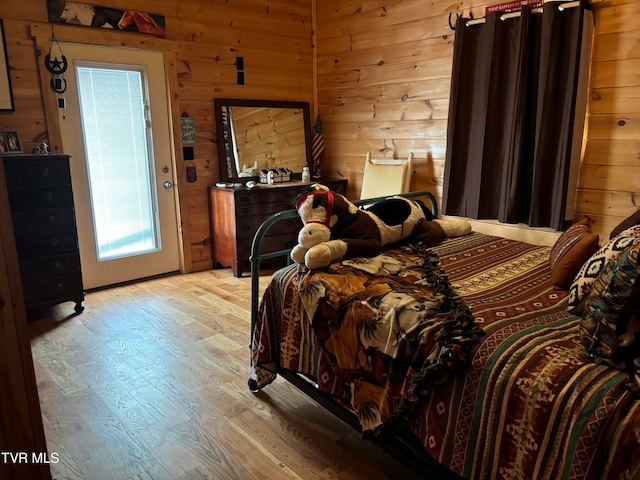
(39, 167), (50, 177)
(53, 260), (63, 271)
(50, 237), (60, 247)
(55, 282), (64, 290)
(48, 215), (57, 224)
(240, 208), (250, 215)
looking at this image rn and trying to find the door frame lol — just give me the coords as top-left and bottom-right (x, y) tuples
(30, 22), (191, 274)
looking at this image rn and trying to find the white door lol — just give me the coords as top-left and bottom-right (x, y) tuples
(57, 43), (180, 289)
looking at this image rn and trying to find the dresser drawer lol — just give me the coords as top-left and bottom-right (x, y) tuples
(3, 158), (72, 187)
(237, 232), (298, 258)
(234, 188), (298, 206)
(22, 273), (84, 304)
(15, 230), (79, 257)
(11, 208), (76, 234)
(8, 185), (75, 211)
(236, 214), (301, 240)
(235, 201), (296, 218)
(19, 252), (81, 280)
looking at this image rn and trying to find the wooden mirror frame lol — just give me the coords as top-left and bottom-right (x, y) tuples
(214, 98), (313, 183)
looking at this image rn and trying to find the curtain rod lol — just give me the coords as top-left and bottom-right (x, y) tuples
(465, 0), (598, 27)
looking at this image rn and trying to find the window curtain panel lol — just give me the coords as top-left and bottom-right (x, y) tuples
(442, 1), (590, 230)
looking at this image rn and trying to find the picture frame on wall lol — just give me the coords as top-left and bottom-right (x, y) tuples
(0, 130), (23, 155)
(0, 19), (15, 112)
(46, 1), (166, 37)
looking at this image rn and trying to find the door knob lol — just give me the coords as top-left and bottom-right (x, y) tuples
(163, 181), (173, 189)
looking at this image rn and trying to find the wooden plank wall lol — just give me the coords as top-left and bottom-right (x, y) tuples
(0, 0), (313, 272)
(316, 0), (640, 242)
(580, 0), (640, 237)
(0, 0), (638, 272)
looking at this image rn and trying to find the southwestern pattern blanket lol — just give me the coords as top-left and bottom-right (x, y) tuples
(253, 242), (484, 433)
(251, 233), (640, 479)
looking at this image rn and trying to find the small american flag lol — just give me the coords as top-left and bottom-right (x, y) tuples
(311, 115), (325, 171)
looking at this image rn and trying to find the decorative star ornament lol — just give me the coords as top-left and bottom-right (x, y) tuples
(44, 54), (68, 75)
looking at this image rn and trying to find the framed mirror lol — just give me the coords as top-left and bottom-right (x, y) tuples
(214, 98), (313, 183)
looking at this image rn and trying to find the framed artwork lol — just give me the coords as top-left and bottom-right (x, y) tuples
(0, 130), (23, 154)
(180, 117), (196, 145)
(47, 1), (166, 36)
(0, 19), (15, 112)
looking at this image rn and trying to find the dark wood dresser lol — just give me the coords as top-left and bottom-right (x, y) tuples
(208, 178), (347, 277)
(2, 154), (84, 316)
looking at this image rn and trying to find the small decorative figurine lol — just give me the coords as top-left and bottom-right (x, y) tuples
(34, 142), (49, 155)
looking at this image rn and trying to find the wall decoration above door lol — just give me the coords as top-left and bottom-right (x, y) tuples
(47, 1), (166, 36)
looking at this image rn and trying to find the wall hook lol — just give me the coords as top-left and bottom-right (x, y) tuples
(448, 12), (459, 30)
(449, 11), (473, 30)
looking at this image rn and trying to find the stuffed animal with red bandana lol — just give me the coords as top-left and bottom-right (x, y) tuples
(291, 184), (470, 269)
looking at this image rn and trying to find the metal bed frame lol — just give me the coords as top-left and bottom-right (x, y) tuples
(246, 189), (459, 479)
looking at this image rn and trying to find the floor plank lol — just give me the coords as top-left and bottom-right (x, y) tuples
(29, 268), (425, 480)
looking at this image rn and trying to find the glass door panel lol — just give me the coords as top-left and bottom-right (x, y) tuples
(76, 66), (158, 260)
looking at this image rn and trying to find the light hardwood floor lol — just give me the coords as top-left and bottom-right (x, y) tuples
(28, 268), (427, 480)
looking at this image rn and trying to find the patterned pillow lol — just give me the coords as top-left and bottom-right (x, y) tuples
(578, 236), (640, 369)
(549, 218), (599, 290)
(568, 224), (640, 312)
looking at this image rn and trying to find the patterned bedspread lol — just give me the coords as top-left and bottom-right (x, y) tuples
(251, 232), (640, 480)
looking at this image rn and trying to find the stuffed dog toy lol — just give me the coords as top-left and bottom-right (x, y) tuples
(291, 184), (470, 269)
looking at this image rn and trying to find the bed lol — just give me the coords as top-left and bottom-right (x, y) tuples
(248, 191), (640, 480)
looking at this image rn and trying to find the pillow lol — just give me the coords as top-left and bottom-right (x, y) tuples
(578, 236), (640, 369)
(549, 218), (599, 290)
(610, 208), (640, 240)
(568, 224), (640, 312)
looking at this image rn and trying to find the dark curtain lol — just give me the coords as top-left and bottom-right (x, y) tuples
(443, 2), (589, 230)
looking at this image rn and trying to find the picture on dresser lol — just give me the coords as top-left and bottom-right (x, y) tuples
(0, 130), (22, 154)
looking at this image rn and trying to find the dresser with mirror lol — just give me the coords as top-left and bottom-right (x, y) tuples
(208, 98), (347, 277)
